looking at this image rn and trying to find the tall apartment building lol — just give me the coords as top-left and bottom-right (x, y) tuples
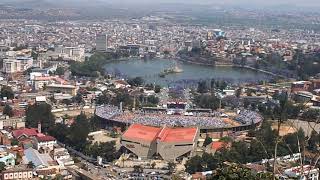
(96, 34), (108, 52)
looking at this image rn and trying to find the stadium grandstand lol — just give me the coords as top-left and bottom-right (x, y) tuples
(95, 105), (263, 133)
(121, 124), (199, 162)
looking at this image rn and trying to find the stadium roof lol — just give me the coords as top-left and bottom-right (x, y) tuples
(123, 124), (198, 143)
(122, 124), (162, 142)
(157, 127), (197, 143)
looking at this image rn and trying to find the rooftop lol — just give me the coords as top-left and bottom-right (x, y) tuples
(12, 128), (38, 139)
(35, 135), (56, 142)
(23, 147), (54, 168)
(122, 124), (198, 143)
(158, 127), (197, 143)
(122, 124), (162, 142)
(211, 141), (225, 150)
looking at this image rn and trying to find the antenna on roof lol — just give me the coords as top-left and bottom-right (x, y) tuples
(38, 121), (41, 134)
(120, 102), (123, 112)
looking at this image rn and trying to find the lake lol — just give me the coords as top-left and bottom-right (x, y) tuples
(104, 59), (271, 87)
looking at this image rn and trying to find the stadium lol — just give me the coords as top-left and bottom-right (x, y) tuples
(94, 103), (263, 134)
(95, 102), (263, 161)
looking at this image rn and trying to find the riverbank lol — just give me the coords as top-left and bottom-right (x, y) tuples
(175, 57), (288, 79)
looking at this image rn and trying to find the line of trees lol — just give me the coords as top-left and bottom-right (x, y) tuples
(185, 121), (308, 174)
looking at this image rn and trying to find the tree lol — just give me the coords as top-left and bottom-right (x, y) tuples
(282, 130), (304, 154)
(70, 52), (113, 77)
(203, 136), (212, 147)
(11, 139), (19, 146)
(127, 77), (144, 87)
(209, 164), (273, 180)
(133, 165), (143, 173)
(55, 66), (65, 76)
(111, 90), (133, 108)
(301, 109), (320, 122)
(3, 104), (13, 117)
(308, 130), (319, 152)
(219, 81), (228, 91)
(61, 99), (72, 106)
(0, 86), (14, 99)
(25, 103), (55, 132)
(197, 81), (208, 93)
(201, 152), (218, 171)
(90, 116), (104, 131)
(67, 113), (90, 150)
(154, 85), (161, 93)
(210, 79), (216, 90)
(73, 93), (84, 105)
(85, 141), (118, 162)
(96, 93), (111, 105)
(0, 162), (5, 172)
(151, 162), (156, 169)
(31, 51), (38, 60)
(27, 161), (35, 169)
(168, 162), (175, 173)
(272, 92), (289, 179)
(243, 99), (250, 109)
(147, 95), (159, 105)
(185, 155), (203, 174)
(53, 174), (63, 180)
(194, 94), (220, 110)
(185, 153), (219, 174)
(235, 88), (242, 98)
(48, 124), (69, 143)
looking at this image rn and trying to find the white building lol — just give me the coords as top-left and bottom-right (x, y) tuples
(3, 56), (33, 73)
(96, 34), (108, 52)
(33, 135), (57, 151)
(283, 165), (319, 180)
(1, 169), (33, 180)
(53, 147), (74, 167)
(55, 45), (85, 61)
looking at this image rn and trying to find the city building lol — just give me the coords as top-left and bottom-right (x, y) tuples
(1, 168), (33, 180)
(0, 148), (15, 167)
(32, 76), (68, 90)
(12, 128), (38, 140)
(23, 147), (59, 171)
(55, 45), (85, 62)
(45, 84), (77, 96)
(291, 81), (311, 93)
(33, 135), (57, 151)
(283, 165), (319, 180)
(157, 127), (199, 161)
(121, 124), (160, 160)
(121, 124), (199, 162)
(53, 147), (74, 167)
(2, 56), (33, 74)
(96, 34), (108, 52)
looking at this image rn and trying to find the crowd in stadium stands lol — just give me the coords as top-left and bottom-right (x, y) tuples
(118, 113), (229, 128)
(95, 106), (262, 128)
(95, 105), (121, 119)
(235, 110), (263, 125)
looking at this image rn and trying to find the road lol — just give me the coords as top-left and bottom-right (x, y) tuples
(58, 142), (118, 179)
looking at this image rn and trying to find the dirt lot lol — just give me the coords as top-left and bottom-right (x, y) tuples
(271, 122), (297, 136)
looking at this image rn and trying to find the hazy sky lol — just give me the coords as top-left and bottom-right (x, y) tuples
(2, 0), (320, 9)
(102, 0), (320, 6)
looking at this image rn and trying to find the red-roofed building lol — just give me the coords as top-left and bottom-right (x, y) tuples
(121, 124), (161, 159)
(121, 124), (199, 161)
(12, 128), (38, 140)
(211, 141), (225, 152)
(157, 127), (198, 161)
